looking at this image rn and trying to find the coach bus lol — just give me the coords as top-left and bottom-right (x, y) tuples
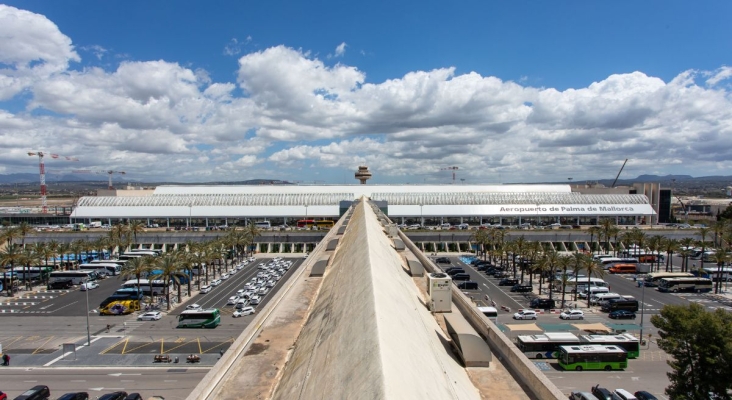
(296, 219), (315, 228)
(79, 263), (121, 277)
(315, 220), (334, 229)
(515, 332), (580, 359)
(177, 308), (221, 328)
(127, 249), (163, 256)
(49, 270), (97, 285)
(696, 267), (732, 282)
(657, 277), (713, 293)
(558, 344), (628, 371)
(254, 221), (272, 229)
(120, 279), (172, 296)
(642, 272), (694, 287)
(5, 266), (52, 282)
(560, 277), (609, 292)
(579, 334), (640, 358)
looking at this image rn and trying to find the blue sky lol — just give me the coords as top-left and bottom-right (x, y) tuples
(1, 1), (731, 184)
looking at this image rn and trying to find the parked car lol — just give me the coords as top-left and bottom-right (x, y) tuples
(56, 393), (89, 400)
(249, 295), (261, 305)
(221, 273), (230, 280)
(456, 281), (478, 290)
(13, 385), (50, 400)
(570, 392), (600, 400)
(633, 391), (659, 400)
(451, 273), (471, 281)
(48, 280), (73, 290)
(613, 389), (637, 400)
(608, 310), (636, 320)
(185, 303), (202, 310)
(498, 278), (519, 286)
(226, 296), (240, 305)
(510, 284), (533, 293)
(199, 285), (212, 294)
(80, 282), (99, 291)
(591, 385), (614, 400)
(98, 392), (128, 400)
(137, 311), (162, 321)
(234, 306), (255, 317)
(210, 279), (222, 286)
(559, 309), (585, 320)
(435, 257), (451, 264)
(446, 268), (465, 276)
(530, 298), (556, 309)
(0, 390), (6, 400)
(513, 310), (537, 320)
(124, 394), (143, 400)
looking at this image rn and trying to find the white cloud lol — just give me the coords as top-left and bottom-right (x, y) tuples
(2, 6), (732, 183)
(0, 5), (80, 99)
(334, 42), (347, 57)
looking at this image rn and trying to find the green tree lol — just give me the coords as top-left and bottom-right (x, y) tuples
(697, 227), (711, 274)
(0, 244), (22, 296)
(651, 304), (732, 399)
(127, 220), (146, 246)
(711, 248), (730, 294)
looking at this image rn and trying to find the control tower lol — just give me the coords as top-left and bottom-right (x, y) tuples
(355, 165), (372, 184)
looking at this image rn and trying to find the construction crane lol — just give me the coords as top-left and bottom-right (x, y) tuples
(440, 166), (459, 184)
(27, 151), (80, 213)
(73, 170), (126, 190)
(611, 159), (629, 188)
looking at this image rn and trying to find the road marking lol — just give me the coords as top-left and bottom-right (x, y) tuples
(108, 373), (142, 376)
(44, 336), (103, 366)
(32, 336), (55, 355)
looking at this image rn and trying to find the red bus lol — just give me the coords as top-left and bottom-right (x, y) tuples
(297, 219), (315, 228)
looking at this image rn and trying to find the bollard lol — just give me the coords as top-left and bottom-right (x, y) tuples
(174, 357), (179, 363)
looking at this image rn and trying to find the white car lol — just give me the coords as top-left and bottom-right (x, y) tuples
(233, 306), (255, 317)
(236, 264), (245, 270)
(265, 280), (275, 288)
(186, 303), (202, 310)
(221, 273), (230, 280)
(258, 287), (269, 295)
(513, 310), (538, 320)
(559, 309), (585, 320)
(249, 295), (261, 305)
(80, 282), (99, 291)
(199, 285), (212, 294)
(138, 311), (162, 321)
(210, 279), (222, 286)
(227, 296), (240, 305)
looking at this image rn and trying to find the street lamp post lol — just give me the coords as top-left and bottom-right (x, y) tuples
(84, 283), (91, 346)
(419, 203), (423, 227)
(639, 280), (647, 346)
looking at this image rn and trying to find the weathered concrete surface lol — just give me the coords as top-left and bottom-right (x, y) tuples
(271, 200), (480, 400)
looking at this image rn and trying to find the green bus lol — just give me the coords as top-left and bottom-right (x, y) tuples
(558, 344), (628, 371)
(579, 334), (640, 359)
(177, 308), (221, 328)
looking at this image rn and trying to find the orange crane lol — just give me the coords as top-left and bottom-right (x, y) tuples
(440, 166), (459, 184)
(73, 170), (126, 189)
(28, 151), (80, 213)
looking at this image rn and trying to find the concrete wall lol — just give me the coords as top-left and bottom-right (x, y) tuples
(271, 200), (480, 400)
(399, 230), (566, 400)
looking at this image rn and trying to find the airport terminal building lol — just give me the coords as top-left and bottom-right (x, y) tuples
(69, 183), (660, 228)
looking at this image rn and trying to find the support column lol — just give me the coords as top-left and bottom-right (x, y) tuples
(167, 218), (170, 228)
(205, 218), (209, 227)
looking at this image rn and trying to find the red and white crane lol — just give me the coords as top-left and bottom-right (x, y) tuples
(440, 166), (459, 184)
(27, 151), (80, 213)
(73, 170), (126, 190)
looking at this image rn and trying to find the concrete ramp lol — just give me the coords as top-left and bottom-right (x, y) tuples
(271, 200), (480, 400)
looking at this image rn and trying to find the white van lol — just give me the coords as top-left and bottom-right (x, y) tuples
(590, 292), (622, 305)
(477, 306), (498, 323)
(578, 286), (610, 299)
(613, 389), (637, 400)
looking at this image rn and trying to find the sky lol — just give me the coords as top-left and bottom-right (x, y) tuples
(1, 1), (731, 185)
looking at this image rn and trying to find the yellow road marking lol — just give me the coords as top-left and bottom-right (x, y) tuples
(4, 336), (24, 348)
(25, 336), (40, 342)
(200, 337), (234, 354)
(160, 338), (164, 354)
(100, 338), (127, 355)
(121, 338), (129, 355)
(163, 338), (199, 354)
(198, 338), (202, 354)
(175, 338), (185, 343)
(119, 341), (156, 354)
(32, 336), (55, 355)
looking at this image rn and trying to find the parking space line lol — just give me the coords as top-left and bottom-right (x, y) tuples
(200, 338), (234, 354)
(120, 340), (157, 354)
(163, 338), (199, 354)
(198, 337), (202, 354)
(32, 336), (55, 355)
(100, 338), (127, 355)
(3, 335), (25, 349)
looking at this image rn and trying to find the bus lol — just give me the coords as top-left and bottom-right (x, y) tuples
(49, 270), (97, 285)
(558, 344), (628, 371)
(315, 220), (334, 229)
(79, 263), (121, 277)
(118, 254), (145, 262)
(121, 251), (158, 258)
(0, 273), (20, 292)
(177, 308), (221, 328)
(5, 266), (52, 282)
(255, 221), (271, 229)
(697, 267), (732, 282)
(100, 288), (144, 308)
(515, 332), (580, 359)
(297, 219), (315, 228)
(120, 279), (172, 296)
(89, 259), (127, 268)
(579, 334), (640, 358)
(128, 249), (163, 256)
(642, 272), (694, 287)
(658, 277), (713, 293)
(561, 277), (610, 292)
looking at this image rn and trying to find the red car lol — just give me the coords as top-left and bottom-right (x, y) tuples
(0, 390), (7, 400)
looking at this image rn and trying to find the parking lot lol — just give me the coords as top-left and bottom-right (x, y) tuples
(430, 254), (732, 399)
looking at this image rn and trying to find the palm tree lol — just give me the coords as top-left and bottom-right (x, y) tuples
(678, 237), (696, 272)
(711, 248), (730, 294)
(588, 226), (602, 254)
(712, 220), (727, 248)
(71, 240), (85, 269)
(556, 255), (572, 308)
(599, 218), (616, 254)
(543, 250), (560, 300)
(32, 242), (53, 286)
(470, 229), (490, 260)
(17, 222), (32, 248)
(2, 227), (20, 248)
(58, 242), (73, 270)
(646, 235), (663, 272)
(153, 253), (181, 311)
(662, 238), (679, 272)
(127, 220), (146, 247)
(46, 240), (60, 270)
(608, 226), (621, 256)
(19, 247), (42, 290)
(0, 244), (22, 296)
(120, 256), (154, 295)
(584, 257), (606, 308)
(697, 227), (711, 273)
(570, 253), (585, 302)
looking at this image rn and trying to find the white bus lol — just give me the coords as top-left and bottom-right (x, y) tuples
(658, 277), (713, 293)
(89, 259), (127, 268)
(563, 277), (609, 291)
(642, 272), (694, 287)
(128, 249), (163, 256)
(79, 263), (121, 277)
(477, 306), (498, 323)
(120, 279), (172, 296)
(255, 221), (271, 229)
(49, 270), (97, 285)
(122, 251), (158, 257)
(516, 332), (580, 359)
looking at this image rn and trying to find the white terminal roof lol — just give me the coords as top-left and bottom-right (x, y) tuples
(70, 184), (655, 219)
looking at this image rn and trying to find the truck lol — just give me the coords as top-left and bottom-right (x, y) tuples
(88, 221), (102, 228)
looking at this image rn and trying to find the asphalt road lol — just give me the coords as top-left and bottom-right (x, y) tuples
(0, 367), (207, 400)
